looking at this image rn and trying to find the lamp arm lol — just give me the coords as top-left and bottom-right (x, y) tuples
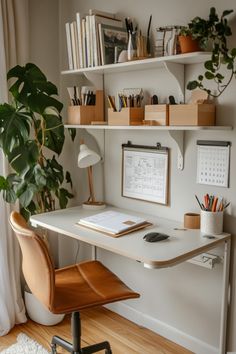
(87, 166), (95, 202)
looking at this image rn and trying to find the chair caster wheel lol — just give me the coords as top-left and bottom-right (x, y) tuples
(51, 343), (57, 354)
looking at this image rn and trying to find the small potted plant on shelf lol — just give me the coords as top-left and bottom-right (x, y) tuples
(184, 7), (236, 98)
(0, 63), (75, 325)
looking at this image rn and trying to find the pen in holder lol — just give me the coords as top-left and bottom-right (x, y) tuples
(200, 210), (223, 235)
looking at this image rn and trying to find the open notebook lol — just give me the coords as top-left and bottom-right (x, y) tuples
(77, 211), (151, 237)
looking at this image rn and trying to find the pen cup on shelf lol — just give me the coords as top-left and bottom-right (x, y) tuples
(200, 210), (224, 235)
(108, 107), (144, 126)
(136, 34), (148, 59)
(67, 90), (104, 125)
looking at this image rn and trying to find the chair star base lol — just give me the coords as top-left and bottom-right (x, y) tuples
(51, 312), (112, 354)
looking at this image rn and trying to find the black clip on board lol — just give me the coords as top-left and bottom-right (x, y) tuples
(122, 140), (169, 152)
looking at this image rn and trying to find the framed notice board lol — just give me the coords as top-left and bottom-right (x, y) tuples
(122, 142), (169, 205)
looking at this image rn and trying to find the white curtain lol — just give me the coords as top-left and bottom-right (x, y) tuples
(0, 0), (29, 336)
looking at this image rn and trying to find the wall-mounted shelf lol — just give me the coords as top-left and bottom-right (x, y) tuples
(64, 125), (232, 131)
(61, 52), (211, 101)
(65, 125), (233, 170)
(61, 52), (211, 76)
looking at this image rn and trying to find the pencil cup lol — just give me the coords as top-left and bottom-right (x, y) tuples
(200, 210), (223, 235)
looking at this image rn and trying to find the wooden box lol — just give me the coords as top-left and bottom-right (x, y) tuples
(67, 90), (104, 125)
(108, 107), (144, 126)
(144, 105), (169, 126)
(169, 104), (215, 126)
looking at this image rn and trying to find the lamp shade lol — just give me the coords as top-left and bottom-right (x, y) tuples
(78, 143), (101, 168)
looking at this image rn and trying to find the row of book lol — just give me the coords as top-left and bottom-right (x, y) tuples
(65, 9), (125, 70)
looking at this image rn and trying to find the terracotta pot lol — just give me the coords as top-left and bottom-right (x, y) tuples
(178, 35), (201, 54)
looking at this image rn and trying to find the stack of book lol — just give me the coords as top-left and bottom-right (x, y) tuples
(65, 9), (127, 69)
(78, 210), (151, 237)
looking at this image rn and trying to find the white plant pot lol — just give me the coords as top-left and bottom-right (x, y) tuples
(24, 291), (64, 326)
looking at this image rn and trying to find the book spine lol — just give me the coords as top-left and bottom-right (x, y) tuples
(88, 15), (94, 66)
(98, 23), (104, 66)
(73, 21), (80, 69)
(76, 13), (84, 68)
(85, 16), (91, 67)
(65, 22), (73, 70)
(82, 18), (87, 67)
(70, 22), (78, 69)
(91, 15), (99, 67)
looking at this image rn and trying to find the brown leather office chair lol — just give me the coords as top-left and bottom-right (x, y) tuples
(10, 211), (140, 354)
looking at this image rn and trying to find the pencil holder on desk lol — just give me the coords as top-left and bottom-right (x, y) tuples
(200, 210), (223, 235)
(67, 90), (104, 125)
(108, 107), (144, 126)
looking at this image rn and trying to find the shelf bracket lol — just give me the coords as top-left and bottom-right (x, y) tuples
(83, 72), (103, 90)
(168, 130), (184, 170)
(164, 62), (185, 103)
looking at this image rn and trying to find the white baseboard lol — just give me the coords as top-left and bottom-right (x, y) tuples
(105, 302), (218, 354)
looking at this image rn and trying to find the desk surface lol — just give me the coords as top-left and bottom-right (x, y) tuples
(30, 206), (230, 269)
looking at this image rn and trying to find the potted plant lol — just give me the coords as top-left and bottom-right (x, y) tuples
(0, 63), (75, 325)
(186, 7), (236, 98)
(0, 63), (74, 219)
(178, 26), (202, 54)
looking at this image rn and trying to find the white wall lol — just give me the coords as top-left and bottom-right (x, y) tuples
(31, 0), (236, 353)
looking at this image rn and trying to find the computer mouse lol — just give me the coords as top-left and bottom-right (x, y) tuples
(143, 232), (169, 242)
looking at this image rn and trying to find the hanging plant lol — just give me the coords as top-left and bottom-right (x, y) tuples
(0, 63), (74, 219)
(185, 7), (236, 97)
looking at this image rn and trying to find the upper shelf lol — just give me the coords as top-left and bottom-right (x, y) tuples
(61, 52), (211, 76)
(64, 124), (232, 131)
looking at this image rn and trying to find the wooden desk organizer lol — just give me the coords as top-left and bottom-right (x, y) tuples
(108, 107), (144, 126)
(144, 105), (169, 126)
(169, 103), (215, 126)
(67, 90), (104, 125)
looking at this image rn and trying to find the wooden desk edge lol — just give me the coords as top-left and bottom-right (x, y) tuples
(143, 235), (231, 268)
(30, 217), (231, 269)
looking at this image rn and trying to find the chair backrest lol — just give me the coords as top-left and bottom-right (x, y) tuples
(9, 211), (55, 311)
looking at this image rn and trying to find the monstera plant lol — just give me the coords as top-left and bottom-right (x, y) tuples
(0, 63), (74, 220)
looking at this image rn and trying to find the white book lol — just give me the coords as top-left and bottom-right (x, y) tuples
(79, 211), (146, 235)
(88, 15), (94, 66)
(85, 16), (91, 67)
(82, 18), (87, 67)
(65, 22), (73, 70)
(73, 21), (80, 69)
(76, 13), (84, 68)
(70, 22), (78, 69)
(89, 9), (122, 21)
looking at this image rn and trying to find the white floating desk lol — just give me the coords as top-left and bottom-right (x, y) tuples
(30, 206), (231, 354)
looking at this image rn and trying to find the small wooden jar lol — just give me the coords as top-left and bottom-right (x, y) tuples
(184, 213), (200, 229)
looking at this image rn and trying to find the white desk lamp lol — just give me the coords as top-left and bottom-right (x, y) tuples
(78, 141), (106, 210)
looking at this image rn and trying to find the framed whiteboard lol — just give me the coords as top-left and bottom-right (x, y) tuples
(122, 143), (169, 205)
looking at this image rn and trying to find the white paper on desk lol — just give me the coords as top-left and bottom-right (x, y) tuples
(79, 211), (146, 234)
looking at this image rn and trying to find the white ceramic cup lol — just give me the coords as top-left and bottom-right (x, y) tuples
(200, 210), (224, 235)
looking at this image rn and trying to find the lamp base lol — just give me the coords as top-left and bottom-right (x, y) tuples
(82, 201), (106, 211)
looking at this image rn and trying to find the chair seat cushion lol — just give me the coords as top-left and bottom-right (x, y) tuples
(52, 261), (139, 314)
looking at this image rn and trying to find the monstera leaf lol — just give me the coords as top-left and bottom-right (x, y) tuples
(0, 104), (31, 154)
(8, 140), (39, 174)
(37, 114), (65, 155)
(7, 63), (59, 106)
(0, 63), (74, 219)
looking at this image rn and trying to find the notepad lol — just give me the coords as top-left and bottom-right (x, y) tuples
(78, 211), (148, 235)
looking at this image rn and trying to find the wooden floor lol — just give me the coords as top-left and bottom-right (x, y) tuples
(0, 307), (193, 354)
